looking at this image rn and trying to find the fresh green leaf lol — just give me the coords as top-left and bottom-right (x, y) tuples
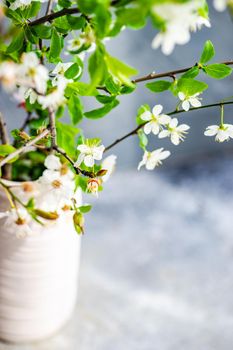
(181, 66), (199, 79)
(84, 99), (119, 119)
(6, 28), (24, 54)
(199, 40), (215, 64)
(64, 63), (81, 79)
(68, 93), (83, 124)
(177, 78), (208, 96)
(78, 204), (92, 213)
(146, 80), (172, 93)
(105, 53), (138, 86)
(204, 64), (232, 79)
(137, 129), (148, 150)
(48, 28), (62, 62)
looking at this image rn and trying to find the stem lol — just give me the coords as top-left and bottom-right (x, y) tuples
(28, 7), (80, 26)
(104, 100), (233, 152)
(48, 109), (57, 149)
(53, 146), (95, 178)
(0, 129), (50, 168)
(0, 113), (11, 179)
(220, 104), (224, 127)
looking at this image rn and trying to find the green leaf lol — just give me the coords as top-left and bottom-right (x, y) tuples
(32, 24), (52, 39)
(64, 63), (81, 79)
(146, 80), (172, 93)
(136, 104), (150, 125)
(199, 40), (215, 64)
(49, 28), (62, 62)
(6, 28), (24, 54)
(96, 95), (116, 104)
(177, 78), (208, 96)
(204, 64), (232, 79)
(66, 82), (98, 96)
(84, 99), (119, 119)
(67, 94), (83, 124)
(56, 121), (80, 156)
(66, 15), (85, 29)
(137, 129), (148, 150)
(88, 46), (108, 88)
(115, 6), (147, 29)
(0, 144), (16, 157)
(78, 204), (92, 213)
(181, 66), (199, 79)
(105, 54), (138, 86)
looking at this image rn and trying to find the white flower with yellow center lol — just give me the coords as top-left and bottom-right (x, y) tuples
(76, 143), (105, 167)
(138, 148), (171, 171)
(178, 92), (202, 111)
(140, 105), (171, 135)
(38, 76), (67, 110)
(0, 208), (32, 238)
(204, 124), (233, 142)
(18, 52), (49, 94)
(158, 118), (190, 145)
(38, 155), (75, 212)
(67, 37), (85, 52)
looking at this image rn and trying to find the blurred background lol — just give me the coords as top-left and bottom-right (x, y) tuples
(1, 1), (233, 349)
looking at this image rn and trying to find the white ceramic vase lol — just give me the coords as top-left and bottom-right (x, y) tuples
(0, 182), (81, 343)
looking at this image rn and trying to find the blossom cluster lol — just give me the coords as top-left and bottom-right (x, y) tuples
(0, 152), (116, 238)
(0, 52), (82, 110)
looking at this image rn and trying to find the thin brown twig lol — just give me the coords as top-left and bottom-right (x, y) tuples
(104, 100), (233, 152)
(0, 129), (50, 168)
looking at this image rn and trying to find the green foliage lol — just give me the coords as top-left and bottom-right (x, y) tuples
(84, 99), (119, 119)
(105, 54), (138, 86)
(137, 129), (148, 150)
(177, 78), (208, 96)
(56, 121), (80, 157)
(48, 28), (63, 62)
(203, 64), (232, 79)
(68, 93), (83, 124)
(146, 80), (172, 93)
(199, 40), (215, 64)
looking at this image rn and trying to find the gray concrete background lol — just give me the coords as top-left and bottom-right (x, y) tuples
(0, 2), (233, 169)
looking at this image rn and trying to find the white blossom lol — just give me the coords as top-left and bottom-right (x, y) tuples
(159, 118), (190, 145)
(0, 208), (32, 238)
(178, 92), (202, 111)
(0, 61), (18, 92)
(10, 0), (47, 10)
(38, 155), (75, 211)
(140, 105), (171, 135)
(17, 52), (49, 94)
(213, 0), (228, 11)
(138, 148), (171, 171)
(101, 155), (117, 182)
(76, 143), (105, 167)
(152, 1), (210, 55)
(204, 124), (233, 142)
(38, 76), (67, 110)
(67, 37), (86, 52)
(51, 62), (81, 84)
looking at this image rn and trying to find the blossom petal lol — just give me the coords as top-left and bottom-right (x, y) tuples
(182, 100), (190, 111)
(140, 111), (152, 121)
(152, 104), (163, 116)
(178, 92), (185, 101)
(84, 155), (94, 167)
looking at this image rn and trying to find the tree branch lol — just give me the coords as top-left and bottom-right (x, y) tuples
(0, 113), (11, 179)
(0, 129), (50, 168)
(28, 7), (80, 26)
(104, 100), (233, 152)
(53, 146), (95, 178)
(48, 109), (57, 149)
(132, 61), (233, 84)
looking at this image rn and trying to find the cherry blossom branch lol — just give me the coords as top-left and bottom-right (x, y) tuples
(104, 100), (233, 152)
(0, 129), (50, 168)
(131, 61), (233, 84)
(28, 0), (122, 27)
(53, 146), (95, 178)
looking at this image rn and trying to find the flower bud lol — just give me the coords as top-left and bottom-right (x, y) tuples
(87, 178), (99, 197)
(35, 209), (59, 220)
(73, 212), (85, 234)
